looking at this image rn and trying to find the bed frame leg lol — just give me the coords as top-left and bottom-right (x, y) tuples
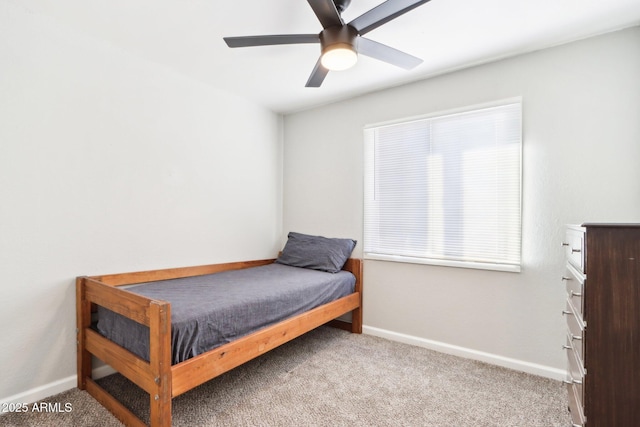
(76, 277), (92, 390)
(351, 307), (363, 334)
(149, 301), (172, 427)
(149, 392), (171, 427)
(351, 259), (363, 334)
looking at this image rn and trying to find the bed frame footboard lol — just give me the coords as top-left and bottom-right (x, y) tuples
(77, 276), (173, 426)
(76, 258), (363, 427)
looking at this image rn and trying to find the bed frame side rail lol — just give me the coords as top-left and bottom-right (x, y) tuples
(170, 290), (361, 396)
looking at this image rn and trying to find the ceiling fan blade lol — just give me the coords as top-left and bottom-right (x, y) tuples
(224, 34), (319, 48)
(358, 37), (422, 69)
(306, 58), (330, 87)
(349, 0), (432, 36)
(307, 0), (344, 29)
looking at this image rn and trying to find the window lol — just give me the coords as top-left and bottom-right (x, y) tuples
(363, 99), (522, 272)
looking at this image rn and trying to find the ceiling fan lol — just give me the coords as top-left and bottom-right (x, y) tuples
(223, 0), (432, 87)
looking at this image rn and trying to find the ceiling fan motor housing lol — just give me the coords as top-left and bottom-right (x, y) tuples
(320, 25), (358, 54)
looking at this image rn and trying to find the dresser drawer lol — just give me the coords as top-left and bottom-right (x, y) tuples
(567, 381), (586, 427)
(564, 227), (585, 273)
(564, 264), (585, 321)
(566, 340), (585, 403)
(565, 301), (585, 362)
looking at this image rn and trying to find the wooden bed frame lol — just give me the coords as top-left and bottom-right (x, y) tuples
(76, 258), (363, 427)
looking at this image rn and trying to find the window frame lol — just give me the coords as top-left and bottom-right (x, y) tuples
(363, 97), (523, 273)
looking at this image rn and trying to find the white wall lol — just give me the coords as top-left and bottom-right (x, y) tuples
(0, 2), (282, 402)
(283, 26), (640, 378)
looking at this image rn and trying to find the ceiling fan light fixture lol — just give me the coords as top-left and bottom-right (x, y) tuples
(321, 43), (358, 71)
(319, 25), (359, 71)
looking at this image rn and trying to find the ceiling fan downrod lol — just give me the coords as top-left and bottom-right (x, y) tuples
(333, 0), (352, 14)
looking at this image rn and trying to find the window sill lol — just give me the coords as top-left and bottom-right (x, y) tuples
(364, 253), (521, 273)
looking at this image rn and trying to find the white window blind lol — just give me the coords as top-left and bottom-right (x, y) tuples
(364, 100), (522, 272)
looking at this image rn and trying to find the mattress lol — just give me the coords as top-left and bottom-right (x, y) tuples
(96, 263), (356, 364)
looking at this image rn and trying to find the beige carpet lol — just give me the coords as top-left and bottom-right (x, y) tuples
(1, 327), (570, 426)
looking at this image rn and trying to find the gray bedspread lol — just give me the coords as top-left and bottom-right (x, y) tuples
(96, 263), (356, 364)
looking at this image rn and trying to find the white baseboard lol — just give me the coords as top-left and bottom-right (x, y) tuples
(1, 365), (116, 406)
(363, 325), (566, 381)
(1, 375), (77, 406)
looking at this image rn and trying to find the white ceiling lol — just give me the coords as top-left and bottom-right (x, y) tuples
(18, 0), (640, 113)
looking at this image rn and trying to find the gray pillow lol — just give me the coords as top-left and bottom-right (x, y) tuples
(275, 232), (357, 273)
